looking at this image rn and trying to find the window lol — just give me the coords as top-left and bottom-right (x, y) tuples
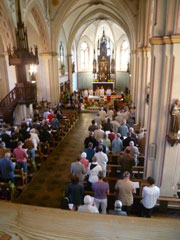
(120, 40), (129, 71)
(80, 41), (89, 70)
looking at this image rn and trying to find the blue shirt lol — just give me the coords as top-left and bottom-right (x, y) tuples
(0, 158), (15, 180)
(118, 125), (128, 137)
(84, 148), (95, 162)
(112, 138), (123, 154)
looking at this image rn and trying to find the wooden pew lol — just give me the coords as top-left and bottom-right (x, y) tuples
(0, 182), (15, 200)
(158, 197), (180, 212)
(106, 164), (144, 179)
(14, 168), (27, 191)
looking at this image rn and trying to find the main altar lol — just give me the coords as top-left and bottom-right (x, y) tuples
(92, 29), (115, 91)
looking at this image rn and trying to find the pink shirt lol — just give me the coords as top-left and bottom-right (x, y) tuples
(13, 146), (27, 162)
(80, 158), (89, 172)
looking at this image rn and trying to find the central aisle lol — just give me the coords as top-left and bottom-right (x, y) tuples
(16, 113), (95, 208)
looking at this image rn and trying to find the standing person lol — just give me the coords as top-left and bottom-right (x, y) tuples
(115, 171), (135, 215)
(30, 129), (40, 151)
(112, 133), (123, 154)
(94, 125), (104, 142)
(83, 89), (88, 102)
(118, 119), (129, 137)
(140, 177), (160, 218)
(99, 86), (105, 99)
(92, 170), (109, 214)
(71, 156), (86, 185)
(89, 88), (93, 96)
(94, 113), (102, 127)
(84, 132), (98, 149)
(84, 142), (95, 163)
(24, 137), (37, 171)
(99, 107), (106, 123)
(106, 88), (111, 102)
(102, 133), (111, 153)
(66, 175), (84, 210)
(107, 107), (114, 120)
(88, 120), (98, 132)
(88, 156), (102, 187)
(125, 141), (140, 166)
(0, 152), (15, 183)
(94, 146), (108, 177)
(80, 152), (89, 172)
(119, 149), (135, 177)
(13, 141), (28, 173)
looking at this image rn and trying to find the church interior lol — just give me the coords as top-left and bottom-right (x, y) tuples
(0, 0), (180, 239)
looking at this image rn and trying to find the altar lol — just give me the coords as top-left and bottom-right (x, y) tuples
(93, 82), (114, 91)
(92, 29), (115, 92)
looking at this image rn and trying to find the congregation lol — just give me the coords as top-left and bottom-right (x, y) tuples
(0, 104), (77, 199)
(65, 101), (160, 218)
(0, 91), (160, 218)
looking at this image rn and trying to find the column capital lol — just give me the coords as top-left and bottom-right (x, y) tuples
(150, 35), (180, 45)
(137, 47), (151, 52)
(131, 47), (151, 54)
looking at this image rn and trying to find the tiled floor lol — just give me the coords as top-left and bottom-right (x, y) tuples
(16, 113), (95, 208)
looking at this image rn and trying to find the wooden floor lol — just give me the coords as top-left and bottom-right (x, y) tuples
(0, 201), (180, 240)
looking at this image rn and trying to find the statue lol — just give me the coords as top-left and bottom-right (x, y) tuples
(170, 99), (180, 136)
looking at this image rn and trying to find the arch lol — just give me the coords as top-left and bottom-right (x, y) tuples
(24, 1), (50, 52)
(51, 0), (137, 53)
(0, 1), (15, 51)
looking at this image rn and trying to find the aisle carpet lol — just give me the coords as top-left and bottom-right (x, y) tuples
(16, 113), (95, 208)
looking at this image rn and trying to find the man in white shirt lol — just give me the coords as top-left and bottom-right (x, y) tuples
(99, 107), (106, 122)
(99, 86), (104, 98)
(94, 126), (104, 142)
(111, 117), (120, 134)
(140, 176), (160, 218)
(94, 146), (108, 177)
(107, 108), (114, 120)
(78, 195), (99, 213)
(94, 113), (101, 126)
(89, 88), (93, 96)
(106, 88), (111, 102)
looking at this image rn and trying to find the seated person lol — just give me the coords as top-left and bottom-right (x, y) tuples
(0, 142), (11, 159)
(0, 152), (15, 183)
(78, 195), (99, 213)
(0, 129), (11, 149)
(108, 200), (127, 216)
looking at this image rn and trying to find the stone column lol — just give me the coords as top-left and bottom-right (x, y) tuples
(0, 53), (13, 99)
(130, 51), (136, 105)
(39, 53), (59, 104)
(145, 0), (180, 196)
(67, 54), (73, 92)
